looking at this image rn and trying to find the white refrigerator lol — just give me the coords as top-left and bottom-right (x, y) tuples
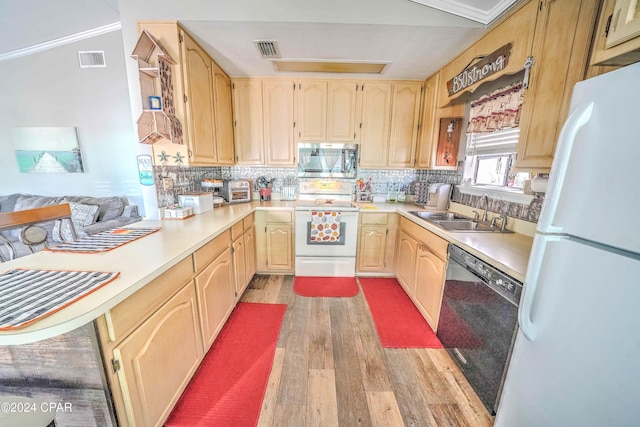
(495, 62), (640, 426)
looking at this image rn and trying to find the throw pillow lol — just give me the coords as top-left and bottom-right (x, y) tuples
(65, 196), (125, 222)
(52, 202), (100, 242)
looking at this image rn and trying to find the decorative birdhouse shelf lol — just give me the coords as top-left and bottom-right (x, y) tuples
(131, 30), (183, 145)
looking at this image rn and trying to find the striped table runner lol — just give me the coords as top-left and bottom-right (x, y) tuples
(0, 268), (120, 330)
(45, 227), (160, 253)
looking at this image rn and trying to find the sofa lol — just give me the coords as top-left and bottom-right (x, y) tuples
(0, 193), (142, 260)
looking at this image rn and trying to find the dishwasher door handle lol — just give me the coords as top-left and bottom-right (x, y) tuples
(452, 348), (468, 365)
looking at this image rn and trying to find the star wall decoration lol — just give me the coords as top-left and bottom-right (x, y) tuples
(173, 152), (185, 165)
(157, 150), (170, 164)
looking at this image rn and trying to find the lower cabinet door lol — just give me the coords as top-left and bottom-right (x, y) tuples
(113, 282), (203, 427)
(195, 247), (236, 350)
(243, 227), (256, 290)
(414, 245), (446, 331)
(232, 236), (247, 299)
(395, 229), (418, 295)
(265, 223), (293, 271)
(357, 225), (388, 272)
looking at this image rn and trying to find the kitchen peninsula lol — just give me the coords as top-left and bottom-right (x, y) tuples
(0, 201), (532, 426)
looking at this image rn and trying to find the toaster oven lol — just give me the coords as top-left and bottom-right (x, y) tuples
(222, 180), (251, 203)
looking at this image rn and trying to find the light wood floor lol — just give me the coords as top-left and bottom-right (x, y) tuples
(240, 275), (494, 427)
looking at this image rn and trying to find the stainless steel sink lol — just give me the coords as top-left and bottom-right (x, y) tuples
(410, 211), (470, 221)
(408, 211), (513, 233)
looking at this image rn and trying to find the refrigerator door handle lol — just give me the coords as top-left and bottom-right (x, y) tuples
(537, 102), (594, 234)
(519, 234), (561, 341)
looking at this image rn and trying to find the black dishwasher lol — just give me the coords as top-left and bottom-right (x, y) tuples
(436, 244), (522, 415)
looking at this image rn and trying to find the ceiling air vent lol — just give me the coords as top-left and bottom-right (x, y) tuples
(254, 40), (281, 59)
(78, 50), (106, 68)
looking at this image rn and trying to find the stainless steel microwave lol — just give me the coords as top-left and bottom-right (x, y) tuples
(297, 143), (358, 179)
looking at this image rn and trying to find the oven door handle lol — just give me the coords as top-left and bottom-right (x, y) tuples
(518, 234), (561, 341)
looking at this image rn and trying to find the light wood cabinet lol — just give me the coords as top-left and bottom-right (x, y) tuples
(359, 81), (423, 168)
(514, 0), (599, 172)
(195, 246), (236, 350)
(394, 217), (448, 331)
(113, 281), (203, 427)
(137, 21), (235, 167)
(181, 32), (217, 163)
(327, 80), (360, 141)
(231, 214), (256, 298)
(232, 79), (265, 164)
(359, 82), (392, 167)
(414, 243), (447, 330)
(244, 224), (257, 284)
(255, 210), (294, 273)
(232, 79), (296, 166)
(415, 72), (440, 169)
(388, 82), (423, 168)
(212, 63), (236, 165)
(394, 229), (418, 296)
(590, 0), (640, 66)
(264, 79), (296, 165)
(358, 225), (388, 270)
(231, 235), (246, 296)
(296, 80), (328, 141)
(265, 224), (294, 271)
(434, 0), (598, 173)
(94, 223), (243, 427)
(356, 212), (397, 274)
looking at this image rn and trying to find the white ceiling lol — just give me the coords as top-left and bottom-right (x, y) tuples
(1, 0), (519, 80)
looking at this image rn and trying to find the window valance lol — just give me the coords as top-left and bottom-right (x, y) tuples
(466, 82), (525, 133)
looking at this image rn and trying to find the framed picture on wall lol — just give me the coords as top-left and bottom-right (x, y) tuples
(12, 126), (85, 173)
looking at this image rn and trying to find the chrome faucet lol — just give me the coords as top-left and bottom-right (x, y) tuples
(491, 213), (508, 231)
(476, 194), (489, 222)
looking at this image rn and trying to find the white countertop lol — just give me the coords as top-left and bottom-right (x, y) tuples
(369, 202), (534, 282)
(0, 199), (532, 345)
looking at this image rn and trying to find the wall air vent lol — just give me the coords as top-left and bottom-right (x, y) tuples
(254, 40), (281, 58)
(78, 50), (106, 68)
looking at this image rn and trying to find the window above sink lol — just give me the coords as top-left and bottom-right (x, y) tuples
(461, 128), (534, 205)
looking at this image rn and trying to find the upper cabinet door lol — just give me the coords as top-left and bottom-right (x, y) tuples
(416, 72), (440, 169)
(264, 80), (296, 166)
(213, 64), (235, 165)
(514, 0), (598, 172)
(297, 80), (328, 141)
(232, 79), (265, 165)
(181, 31), (217, 164)
(327, 80), (360, 141)
(388, 82), (423, 168)
(359, 82), (392, 168)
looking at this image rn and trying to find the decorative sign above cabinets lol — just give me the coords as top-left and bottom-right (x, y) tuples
(447, 43), (512, 97)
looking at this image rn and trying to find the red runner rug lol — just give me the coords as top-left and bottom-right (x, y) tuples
(165, 302), (287, 427)
(359, 277), (443, 348)
(293, 276), (359, 297)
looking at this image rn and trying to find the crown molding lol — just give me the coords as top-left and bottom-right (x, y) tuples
(408, 0), (516, 25)
(0, 22), (121, 62)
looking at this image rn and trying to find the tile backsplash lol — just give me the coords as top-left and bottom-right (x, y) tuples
(450, 187), (544, 223)
(154, 165), (542, 223)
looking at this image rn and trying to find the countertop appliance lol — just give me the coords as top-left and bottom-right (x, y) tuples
(221, 180), (251, 204)
(297, 143), (358, 179)
(177, 192), (213, 214)
(438, 245), (522, 414)
(494, 62), (640, 426)
(414, 182), (451, 208)
(426, 183), (452, 210)
(294, 181), (358, 276)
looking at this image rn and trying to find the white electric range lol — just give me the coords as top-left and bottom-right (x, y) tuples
(294, 181), (359, 276)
